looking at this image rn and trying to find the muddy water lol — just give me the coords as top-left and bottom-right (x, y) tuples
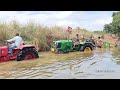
(0, 48), (120, 79)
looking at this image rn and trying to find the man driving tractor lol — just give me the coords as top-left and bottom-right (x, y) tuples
(5, 33), (23, 55)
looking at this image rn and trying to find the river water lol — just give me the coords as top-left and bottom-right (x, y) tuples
(0, 48), (120, 79)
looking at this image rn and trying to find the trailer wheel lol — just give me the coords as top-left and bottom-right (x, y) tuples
(16, 48), (39, 61)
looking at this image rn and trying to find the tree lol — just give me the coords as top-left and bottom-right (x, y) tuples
(104, 24), (112, 33)
(103, 11), (120, 36)
(112, 12), (120, 35)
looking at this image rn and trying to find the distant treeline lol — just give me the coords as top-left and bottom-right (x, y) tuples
(104, 11), (120, 37)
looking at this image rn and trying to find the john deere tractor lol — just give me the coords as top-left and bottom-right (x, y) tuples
(51, 40), (95, 53)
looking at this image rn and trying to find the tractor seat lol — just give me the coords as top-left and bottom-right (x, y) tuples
(13, 48), (18, 50)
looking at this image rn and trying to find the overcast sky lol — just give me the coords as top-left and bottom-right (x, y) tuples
(0, 11), (118, 31)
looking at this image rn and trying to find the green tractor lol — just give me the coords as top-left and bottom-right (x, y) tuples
(51, 40), (95, 53)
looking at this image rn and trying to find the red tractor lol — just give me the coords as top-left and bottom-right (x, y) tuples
(0, 43), (39, 63)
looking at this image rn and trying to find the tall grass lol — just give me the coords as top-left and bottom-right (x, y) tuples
(0, 21), (102, 51)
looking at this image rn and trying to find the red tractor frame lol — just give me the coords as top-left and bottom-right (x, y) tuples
(0, 44), (39, 63)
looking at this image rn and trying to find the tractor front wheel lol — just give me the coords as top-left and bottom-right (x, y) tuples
(16, 48), (39, 61)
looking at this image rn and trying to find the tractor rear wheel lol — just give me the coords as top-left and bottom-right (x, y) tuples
(80, 44), (93, 52)
(16, 48), (39, 61)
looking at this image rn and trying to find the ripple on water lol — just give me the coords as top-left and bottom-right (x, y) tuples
(1, 48), (120, 79)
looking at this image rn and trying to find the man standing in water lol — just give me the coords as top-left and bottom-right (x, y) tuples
(96, 36), (103, 48)
(5, 33), (23, 55)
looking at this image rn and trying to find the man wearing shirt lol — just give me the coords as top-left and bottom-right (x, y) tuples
(6, 33), (23, 55)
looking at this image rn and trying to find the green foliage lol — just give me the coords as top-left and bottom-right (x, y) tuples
(0, 20), (102, 51)
(104, 11), (120, 36)
(103, 23), (113, 33)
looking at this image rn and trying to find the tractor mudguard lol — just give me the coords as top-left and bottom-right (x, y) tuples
(17, 45), (35, 50)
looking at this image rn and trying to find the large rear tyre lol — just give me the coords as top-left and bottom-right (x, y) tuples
(16, 48), (39, 61)
(80, 44), (93, 52)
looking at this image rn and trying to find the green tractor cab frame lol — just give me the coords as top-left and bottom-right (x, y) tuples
(51, 40), (95, 54)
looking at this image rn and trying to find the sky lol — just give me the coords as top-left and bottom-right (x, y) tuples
(0, 11), (118, 31)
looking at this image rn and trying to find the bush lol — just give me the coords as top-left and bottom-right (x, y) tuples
(0, 20), (102, 51)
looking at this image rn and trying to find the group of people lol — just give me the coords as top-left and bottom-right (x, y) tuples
(72, 34), (86, 47)
(72, 33), (103, 48)
(5, 33), (103, 56)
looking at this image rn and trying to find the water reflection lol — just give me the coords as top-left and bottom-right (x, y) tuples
(111, 48), (120, 65)
(0, 48), (120, 79)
